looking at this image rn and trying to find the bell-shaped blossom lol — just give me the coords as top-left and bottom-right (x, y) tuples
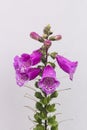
(15, 67), (41, 87)
(13, 54), (31, 73)
(13, 49), (42, 87)
(27, 68), (41, 80)
(30, 49), (42, 65)
(38, 65), (60, 95)
(16, 71), (29, 86)
(56, 55), (78, 80)
(30, 32), (41, 40)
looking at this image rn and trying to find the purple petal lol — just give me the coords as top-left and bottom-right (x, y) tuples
(16, 72), (28, 87)
(30, 49), (42, 65)
(56, 55), (78, 80)
(27, 68), (41, 80)
(38, 77), (60, 94)
(38, 65), (60, 95)
(42, 65), (56, 78)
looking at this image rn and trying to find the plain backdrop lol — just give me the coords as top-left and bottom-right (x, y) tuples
(0, 0), (87, 130)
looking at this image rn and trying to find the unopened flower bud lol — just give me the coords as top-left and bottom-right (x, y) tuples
(42, 34), (48, 39)
(43, 24), (51, 35)
(44, 39), (52, 46)
(55, 35), (62, 40)
(30, 32), (41, 40)
(49, 35), (62, 41)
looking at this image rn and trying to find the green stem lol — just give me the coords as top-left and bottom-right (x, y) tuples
(44, 93), (48, 130)
(44, 47), (48, 130)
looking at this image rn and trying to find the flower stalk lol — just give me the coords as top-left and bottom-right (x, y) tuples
(13, 24), (78, 130)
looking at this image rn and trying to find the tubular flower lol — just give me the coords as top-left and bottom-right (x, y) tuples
(15, 67), (41, 86)
(30, 49), (42, 65)
(13, 50), (42, 86)
(30, 32), (41, 40)
(56, 55), (78, 80)
(27, 68), (41, 80)
(38, 65), (60, 95)
(13, 54), (31, 73)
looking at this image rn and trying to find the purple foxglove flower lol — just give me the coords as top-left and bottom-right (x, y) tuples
(13, 52), (41, 86)
(30, 49), (42, 65)
(38, 65), (60, 95)
(15, 67), (41, 87)
(30, 32), (41, 40)
(56, 55), (78, 80)
(44, 39), (52, 46)
(27, 68), (41, 80)
(13, 54), (31, 73)
(16, 71), (29, 86)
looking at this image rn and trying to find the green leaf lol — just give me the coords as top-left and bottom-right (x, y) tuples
(46, 104), (56, 112)
(34, 113), (42, 124)
(50, 91), (58, 99)
(48, 115), (58, 126)
(33, 124), (45, 130)
(36, 102), (44, 111)
(40, 96), (51, 105)
(51, 124), (58, 130)
(39, 111), (47, 120)
(35, 92), (43, 99)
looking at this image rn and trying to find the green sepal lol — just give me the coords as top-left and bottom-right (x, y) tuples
(40, 96), (51, 105)
(35, 82), (39, 88)
(35, 92), (43, 99)
(36, 102), (44, 111)
(33, 124), (45, 130)
(48, 115), (58, 126)
(50, 91), (58, 99)
(38, 37), (44, 42)
(51, 124), (58, 130)
(41, 57), (47, 64)
(34, 113), (42, 124)
(49, 36), (56, 41)
(46, 104), (56, 112)
(50, 52), (58, 59)
(47, 62), (56, 68)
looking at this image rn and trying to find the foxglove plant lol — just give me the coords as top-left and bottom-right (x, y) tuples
(13, 25), (78, 130)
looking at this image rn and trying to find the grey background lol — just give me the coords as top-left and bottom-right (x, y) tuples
(0, 0), (87, 130)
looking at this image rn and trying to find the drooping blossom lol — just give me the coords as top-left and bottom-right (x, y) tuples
(15, 67), (41, 86)
(13, 54), (31, 73)
(13, 49), (42, 86)
(14, 49), (42, 71)
(30, 32), (41, 41)
(30, 49), (42, 65)
(38, 65), (60, 95)
(27, 68), (41, 80)
(56, 55), (78, 80)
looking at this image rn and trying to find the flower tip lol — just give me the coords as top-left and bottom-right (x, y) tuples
(55, 35), (62, 40)
(30, 32), (41, 40)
